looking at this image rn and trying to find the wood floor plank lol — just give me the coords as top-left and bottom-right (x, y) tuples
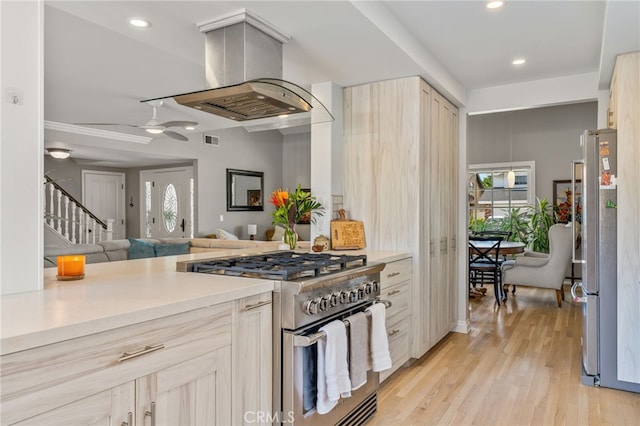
(371, 285), (640, 425)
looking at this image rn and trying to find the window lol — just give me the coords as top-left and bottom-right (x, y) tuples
(468, 161), (535, 227)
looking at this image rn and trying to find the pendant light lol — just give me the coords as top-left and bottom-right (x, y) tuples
(507, 120), (515, 188)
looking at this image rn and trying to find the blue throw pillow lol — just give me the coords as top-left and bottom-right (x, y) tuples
(128, 238), (156, 259)
(154, 241), (191, 257)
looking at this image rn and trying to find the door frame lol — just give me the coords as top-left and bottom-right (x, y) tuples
(81, 170), (126, 239)
(139, 166), (195, 238)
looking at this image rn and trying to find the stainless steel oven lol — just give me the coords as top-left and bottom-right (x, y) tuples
(180, 252), (387, 426)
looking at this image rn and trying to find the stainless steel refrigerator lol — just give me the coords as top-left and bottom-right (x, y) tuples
(571, 129), (640, 393)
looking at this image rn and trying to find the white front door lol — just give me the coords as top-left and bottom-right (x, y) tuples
(82, 170), (126, 240)
(140, 167), (193, 239)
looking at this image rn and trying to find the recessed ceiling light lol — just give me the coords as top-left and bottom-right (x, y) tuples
(512, 58), (526, 65)
(278, 114), (289, 119)
(486, 1), (504, 9)
(129, 18), (151, 28)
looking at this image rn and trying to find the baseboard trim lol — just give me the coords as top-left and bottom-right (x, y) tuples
(452, 320), (470, 334)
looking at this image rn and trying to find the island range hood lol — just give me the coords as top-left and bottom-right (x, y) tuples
(145, 10), (333, 132)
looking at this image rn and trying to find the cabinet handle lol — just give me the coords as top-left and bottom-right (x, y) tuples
(118, 343), (165, 362)
(388, 329), (401, 336)
(121, 412), (133, 426)
(145, 402), (156, 426)
(243, 300), (272, 311)
(387, 272), (400, 278)
(387, 289), (401, 296)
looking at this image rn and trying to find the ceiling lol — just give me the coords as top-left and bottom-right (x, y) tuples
(43, 0), (639, 167)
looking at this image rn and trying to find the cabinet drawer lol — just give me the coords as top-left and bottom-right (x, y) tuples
(381, 281), (410, 325)
(380, 318), (410, 382)
(1, 303), (232, 424)
(380, 258), (412, 288)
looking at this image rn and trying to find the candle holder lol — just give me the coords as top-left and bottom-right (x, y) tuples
(248, 224), (257, 241)
(56, 255), (86, 281)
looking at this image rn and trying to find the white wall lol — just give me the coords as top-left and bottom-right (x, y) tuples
(467, 102), (597, 205)
(1, 1), (44, 295)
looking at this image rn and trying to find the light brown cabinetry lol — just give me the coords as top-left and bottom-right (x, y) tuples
(610, 52), (640, 384)
(1, 301), (248, 425)
(379, 257), (412, 382)
(232, 293), (273, 425)
(344, 76), (459, 362)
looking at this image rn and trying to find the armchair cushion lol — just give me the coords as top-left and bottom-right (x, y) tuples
(514, 255), (550, 267)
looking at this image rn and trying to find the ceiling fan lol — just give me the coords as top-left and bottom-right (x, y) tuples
(76, 100), (198, 141)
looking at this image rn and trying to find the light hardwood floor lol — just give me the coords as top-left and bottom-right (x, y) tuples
(371, 285), (640, 425)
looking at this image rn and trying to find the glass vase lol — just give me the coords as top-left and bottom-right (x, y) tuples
(284, 227), (297, 250)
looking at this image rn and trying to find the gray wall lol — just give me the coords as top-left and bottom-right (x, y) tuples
(467, 102), (597, 204)
(282, 131), (311, 190)
(44, 128), (284, 241)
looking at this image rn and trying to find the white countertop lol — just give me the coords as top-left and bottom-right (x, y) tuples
(0, 248), (410, 355)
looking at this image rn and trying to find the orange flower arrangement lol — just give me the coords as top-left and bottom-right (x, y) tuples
(269, 185), (324, 249)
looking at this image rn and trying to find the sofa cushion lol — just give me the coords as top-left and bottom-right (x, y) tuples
(105, 249), (129, 262)
(215, 228), (239, 240)
(154, 241), (191, 257)
(128, 238), (156, 259)
(97, 240), (131, 251)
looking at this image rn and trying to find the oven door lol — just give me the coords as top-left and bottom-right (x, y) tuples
(282, 325), (379, 426)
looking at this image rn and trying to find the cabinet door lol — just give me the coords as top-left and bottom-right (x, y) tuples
(232, 293), (273, 425)
(14, 382), (134, 426)
(136, 346), (232, 426)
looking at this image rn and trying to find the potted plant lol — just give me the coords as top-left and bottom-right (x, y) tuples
(269, 185), (324, 249)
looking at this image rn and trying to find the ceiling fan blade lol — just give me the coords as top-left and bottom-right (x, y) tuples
(74, 123), (140, 128)
(159, 120), (198, 128)
(163, 130), (188, 141)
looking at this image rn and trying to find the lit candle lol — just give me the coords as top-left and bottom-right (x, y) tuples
(57, 255), (86, 280)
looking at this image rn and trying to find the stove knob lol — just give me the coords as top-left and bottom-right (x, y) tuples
(330, 292), (340, 307)
(349, 289), (359, 303)
(365, 282), (373, 295)
(339, 291), (350, 304)
(303, 299), (319, 315)
(319, 295), (332, 311)
(357, 285), (366, 299)
(372, 280), (380, 292)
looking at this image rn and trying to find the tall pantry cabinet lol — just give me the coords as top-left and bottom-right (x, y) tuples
(343, 76), (458, 360)
(609, 52), (640, 385)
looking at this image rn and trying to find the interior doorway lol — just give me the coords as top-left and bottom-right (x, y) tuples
(140, 166), (194, 239)
(82, 170), (126, 240)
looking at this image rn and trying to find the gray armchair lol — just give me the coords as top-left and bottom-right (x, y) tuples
(502, 223), (573, 307)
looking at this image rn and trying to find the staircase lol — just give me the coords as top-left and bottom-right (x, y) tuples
(44, 175), (113, 244)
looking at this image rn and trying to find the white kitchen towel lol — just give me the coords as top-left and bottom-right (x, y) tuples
(316, 320), (352, 415)
(346, 312), (369, 390)
(366, 303), (392, 372)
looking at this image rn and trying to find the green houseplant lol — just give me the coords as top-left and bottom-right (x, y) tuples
(527, 197), (556, 253)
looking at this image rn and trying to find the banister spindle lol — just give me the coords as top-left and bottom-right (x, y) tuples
(48, 183), (55, 226)
(70, 203), (77, 243)
(56, 190), (63, 233)
(63, 196), (70, 239)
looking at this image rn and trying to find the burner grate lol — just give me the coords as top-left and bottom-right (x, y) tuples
(191, 251), (367, 281)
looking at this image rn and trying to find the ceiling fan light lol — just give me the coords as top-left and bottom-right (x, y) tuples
(146, 127), (164, 134)
(47, 148), (72, 159)
(486, 1), (504, 9)
(184, 126), (196, 130)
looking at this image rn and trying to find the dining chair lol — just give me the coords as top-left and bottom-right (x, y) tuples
(468, 236), (504, 304)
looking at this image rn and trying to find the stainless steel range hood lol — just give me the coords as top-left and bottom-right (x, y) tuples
(146, 10), (333, 132)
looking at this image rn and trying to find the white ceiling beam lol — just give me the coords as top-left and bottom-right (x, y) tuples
(349, 0), (466, 107)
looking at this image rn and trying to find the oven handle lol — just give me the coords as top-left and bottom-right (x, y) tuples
(292, 299), (392, 348)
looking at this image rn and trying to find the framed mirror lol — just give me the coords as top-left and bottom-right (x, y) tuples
(227, 169), (264, 211)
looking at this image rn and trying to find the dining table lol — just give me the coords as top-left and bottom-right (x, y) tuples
(468, 240), (526, 256)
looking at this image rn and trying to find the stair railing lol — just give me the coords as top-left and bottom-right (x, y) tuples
(43, 175), (113, 243)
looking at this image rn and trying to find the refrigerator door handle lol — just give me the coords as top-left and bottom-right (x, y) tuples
(571, 281), (586, 303)
(572, 159), (585, 264)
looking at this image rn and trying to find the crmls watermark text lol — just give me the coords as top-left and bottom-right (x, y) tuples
(244, 411), (294, 424)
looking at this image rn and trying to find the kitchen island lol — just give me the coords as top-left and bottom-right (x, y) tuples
(1, 248), (410, 425)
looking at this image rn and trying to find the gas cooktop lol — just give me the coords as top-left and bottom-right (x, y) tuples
(184, 251), (367, 281)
